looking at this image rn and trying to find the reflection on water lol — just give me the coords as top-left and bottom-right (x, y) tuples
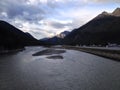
(0, 46), (120, 90)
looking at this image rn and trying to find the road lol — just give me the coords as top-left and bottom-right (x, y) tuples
(0, 46), (120, 90)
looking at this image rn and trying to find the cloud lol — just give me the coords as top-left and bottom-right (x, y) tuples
(83, 0), (120, 3)
(96, 0), (120, 3)
(0, 0), (45, 20)
(0, 0), (119, 39)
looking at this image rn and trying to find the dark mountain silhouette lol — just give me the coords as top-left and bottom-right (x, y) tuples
(63, 8), (120, 46)
(0, 20), (43, 50)
(25, 32), (35, 39)
(41, 36), (62, 45)
(40, 31), (70, 45)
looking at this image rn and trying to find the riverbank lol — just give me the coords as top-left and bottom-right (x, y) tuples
(0, 48), (25, 55)
(54, 46), (120, 61)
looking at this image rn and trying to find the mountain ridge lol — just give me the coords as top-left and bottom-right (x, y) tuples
(40, 31), (70, 45)
(0, 20), (43, 50)
(94, 8), (120, 20)
(112, 8), (120, 16)
(63, 8), (120, 46)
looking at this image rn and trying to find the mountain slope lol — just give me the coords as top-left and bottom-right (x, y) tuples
(63, 8), (120, 46)
(0, 20), (42, 50)
(112, 8), (120, 16)
(40, 31), (70, 45)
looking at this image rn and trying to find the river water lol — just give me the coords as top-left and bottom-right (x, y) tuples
(0, 46), (120, 90)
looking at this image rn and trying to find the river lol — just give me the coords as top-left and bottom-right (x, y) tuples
(0, 46), (120, 90)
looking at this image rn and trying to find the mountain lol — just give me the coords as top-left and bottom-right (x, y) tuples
(94, 8), (120, 20)
(112, 8), (120, 16)
(63, 8), (120, 46)
(56, 31), (70, 38)
(25, 32), (36, 39)
(41, 36), (62, 45)
(40, 31), (70, 45)
(93, 11), (111, 20)
(0, 20), (42, 50)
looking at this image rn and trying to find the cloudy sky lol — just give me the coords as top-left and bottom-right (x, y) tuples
(0, 0), (120, 39)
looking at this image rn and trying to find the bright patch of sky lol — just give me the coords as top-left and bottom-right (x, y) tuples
(0, 0), (120, 39)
